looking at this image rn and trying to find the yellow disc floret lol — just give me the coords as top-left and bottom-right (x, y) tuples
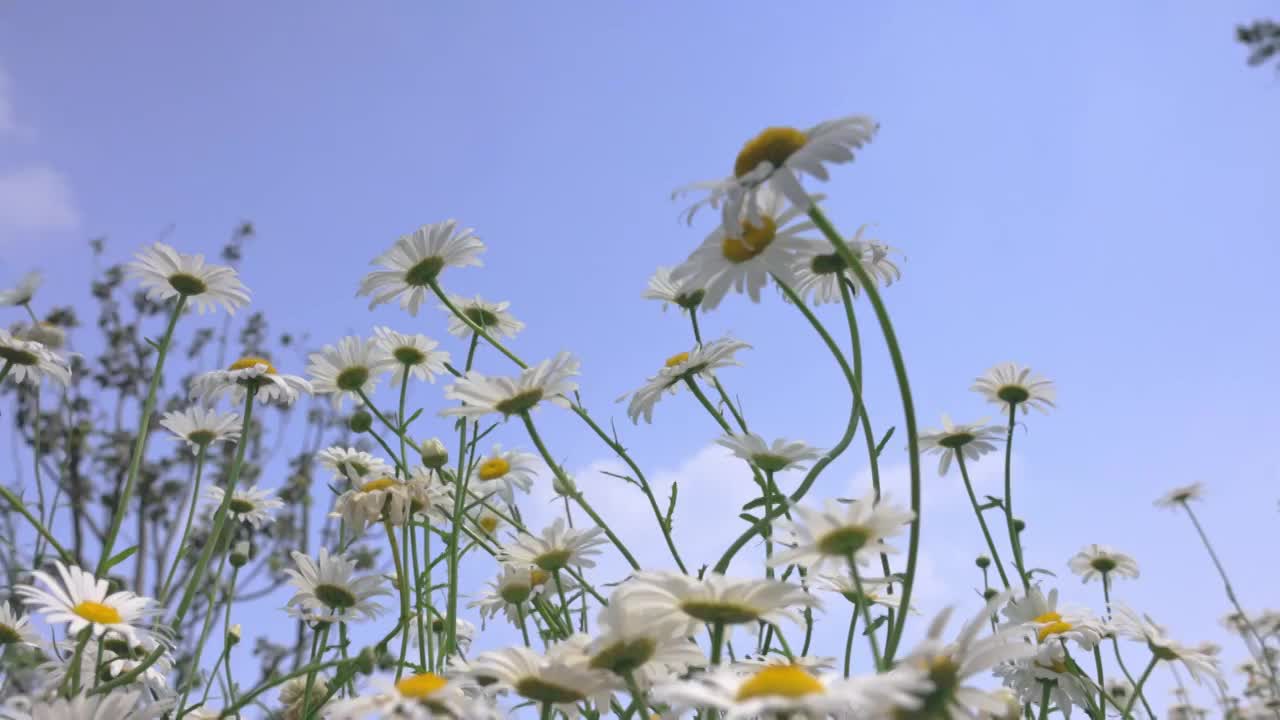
(734, 127), (808, 178)
(396, 672), (448, 698)
(73, 601), (122, 625)
(664, 352), (690, 368)
(360, 477), (399, 493)
(721, 217), (778, 264)
(228, 356), (277, 374)
(1033, 611), (1073, 642)
(478, 457), (511, 481)
(736, 665), (824, 701)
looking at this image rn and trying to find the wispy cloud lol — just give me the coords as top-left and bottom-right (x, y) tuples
(0, 64), (78, 251)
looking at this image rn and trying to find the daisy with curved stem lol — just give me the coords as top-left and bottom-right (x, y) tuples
(1003, 586), (1106, 652)
(470, 445), (540, 504)
(716, 432), (822, 473)
(285, 548), (390, 624)
(1110, 603), (1227, 716)
(127, 242), (251, 315)
(16, 562), (161, 646)
(0, 329), (71, 386)
(317, 446), (395, 485)
(357, 220), (484, 315)
(498, 518), (608, 574)
(0, 604), (40, 648)
(643, 266), (706, 313)
(160, 405), (241, 451)
(675, 114), (878, 233)
(470, 645), (613, 719)
(190, 356), (313, 407)
(1154, 482), (1205, 509)
(440, 294), (525, 340)
(928, 420), (1012, 589)
(620, 336), (751, 424)
(1068, 544), (1139, 585)
(768, 488), (914, 575)
(441, 351), (580, 420)
(204, 484), (284, 530)
(790, 228), (902, 305)
(307, 336), (382, 410)
(372, 326), (450, 385)
(0, 270), (42, 308)
(470, 564), (556, 630)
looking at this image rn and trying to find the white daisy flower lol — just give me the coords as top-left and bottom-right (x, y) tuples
(676, 114), (878, 234)
(331, 476), (416, 536)
(190, 356), (313, 407)
(470, 445), (540, 504)
(372, 326), (450, 385)
(716, 432), (821, 473)
(0, 271), (42, 307)
(469, 565), (556, 625)
(14, 321), (68, 350)
(790, 228), (902, 305)
(38, 636), (173, 696)
(307, 336), (382, 410)
(441, 295), (525, 339)
(733, 653), (838, 674)
(204, 484), (284, 530)
(585, 587), (706, 686)
(816, 575), (909, 613)
(1067, 544), (1139, 584)
(1003, 586), (1105, 650)
(498, 518), (607, 572)
(972, 362), (1057, 415)
(0, 691), (161, 720)
(769, 489), (915, 573)
(1102, 678), (1142, 716)
(620, 571), (819, 635)
(996, 641), (1093, 718)
(126, 242), (250, 314)
(285, 548), (390, 623)
(159, 406), (241, 451)
(619, 337), (751, 424)
(642, 266), (706, 313)
(670, 186), (816, 311)
(16, 562), (160, 646)
(358, 220), (484, 316)
(1110, 603), (1225, 687)
(277, 674), (332, 719)
(317, 446), (395, 483)
(0, 330), (71, 386)
(441, 352), (580, 419)
(326, 672), (478, 719)
(1154, 482), (1205, 509)
(0, 604), (40, 648)
(469, 645), (613, 719)
(424, 616), (477, 656)
(918, 415), (1004, 475)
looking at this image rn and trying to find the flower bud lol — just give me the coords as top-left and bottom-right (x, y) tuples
(419, 438), (449, 469)
(1013, 518), (1026, 533)
(230, 541), (251, 568)
(228, 624), (242, 646)
(551, 472), (577, 496)
(975, 555), (991, 569)
(348, 411), (373, 434)
(983, 588), (999, 601)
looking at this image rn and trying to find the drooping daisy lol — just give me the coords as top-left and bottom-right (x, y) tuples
(470, 565), (556, 625)
(190, 356), (313, 407)
(317, 446), (394, 484)
(586, 587), (706, 686)
(620, 337), (751, 424)
(676, 114), (879, 234)
(1110, 603), (1225, 687)
(642, 266), (706, 313)
(620, 571), (819, 635)
(918, 415), (1004, 476)
(205, 484), (284, 530)
(441, 352), (580, 419)
(0, 604), (40, 648)
(331, 475), (415, 536)
(498, 518), (607, 572)
(769, 489), (915, 573)
(159, 406), (241, 451)
(358, 220), (484, 315)
(372, 326), (450, 385)
(670, 186), (816, 311)
(16, 562), (160, 646)
(307, 336), (382, 410)
(1067, 544), (1139, 584)
(1154, 482), (1205, 509)
(0, 329), (71, 386)
(0, 271), (42, 307)
(126, 242), (250, 314)
(717, 432), (822, 473)
(441, 294), (525, 339)
(285, 548), (390, 623)
(470, 645), (613, 719)
(972, 362), (1056, 416)
(790, 228), (902, 305)
(470, 445), (540, 504)
(817, 575), (909, 614)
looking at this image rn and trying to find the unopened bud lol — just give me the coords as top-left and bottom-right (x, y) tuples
(983, 588), (999, 601)
(975, 555), (991, 569)
(551, 472), (577, 496)
(419, 438), (449, 469)
(1013, 518), (1026, 533)
(228, 624), (242, 645)
(349, 411), (373, 434)
(230, 541), (251, 567)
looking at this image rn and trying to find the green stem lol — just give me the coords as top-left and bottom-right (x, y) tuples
(955, 453), (1011, 589)
(1002, 403), (1029, 589)
(98, 294), (187, 575)
(1120, 656), (1159, 718)
(0, 360), (12, 384)
(683, 377), (734, 434)
(177, 526), (235, 716)
(429, 282), (526, 368)
(709, 621), (726, 665)
(848, 559), (882, 670)
(0, 486), (74, 563)
(842, 605), (859, 678)
(216, 658), (348, 717)
(1037, 681), (1052, 720)
(384, 519), (411, 681)
(1093, 646), (1106, 718)
(517, 602), (532, 647)
(160, 444), (208, 603)
(1110, 635), (1154, 718)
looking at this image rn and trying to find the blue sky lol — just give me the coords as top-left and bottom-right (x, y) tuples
(3, 2), (1279, 712)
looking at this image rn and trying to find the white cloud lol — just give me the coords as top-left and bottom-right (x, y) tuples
(0, 165), (79, 239)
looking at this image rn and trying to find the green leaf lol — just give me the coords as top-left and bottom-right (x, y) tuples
(400, 408), (424, 430)
(863, 615), (888, 635)
(741, 492), (788, 511)
(1026, 568), (1057, 578)
(664, 483), (679, 531)
(874, 427), (896, 457)
(144, 337), (161, 352)
(739, 513), (761, 525)
(102, 545), (137, 571)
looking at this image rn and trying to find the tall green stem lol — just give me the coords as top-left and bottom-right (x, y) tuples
(1001, 403), (1029, 589)
(385, 519), (411, 681)
(848, 558), (882, 670)
(842, 605), (859, 678)
(955, 453), (1011, 589)
(1120, 656), (1159, 717)
(160, 445), (208, 603)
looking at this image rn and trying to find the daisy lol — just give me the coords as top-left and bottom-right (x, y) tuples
(972, 362), (1056, 416)
(498, 518), (607, 572)
(670, 186), (816, 311)
(817, 575), (908, 614)
(317, 446), (395, 484)
(676, 114), (878, 234)
(358, 220), (484, 315)
(470, 445), (540, 504)
(1102, 677), (1141, 715)
(278, 674), (332, 719)
(159, 406), (241, 451)
(285, 548), (390, 623)
(1003, 586), (1105, 650)
(642, 266), (706, 313)
(1154, 482), (1205, 509)
(205, 484), (284, 529)
(307, 336), (382, 410)
(15, 321), (67, 350)
(769, 489), (915, 573)
(996, 641), (1093, 717)
(470, 565), (555, 624)
(1067, 544), (1139, 584)
(790, 228), (902, 305)
(716, 432), (822, 473)
(16, 561), (160, 646)
(0, 271), (42, 306)
(620, 571), (818, 635)
(331, 476), (415, 535)
(620, 337), (751, 423)
(441, 294), (525, 339)
(469, 645), (613, 719)
(586, 587), (706, 685)
(190, 356), (312, 407)
(419, 438), (450, 470)
(0, 691), (160, 720)
(441, 352), (580, 419)
(734, 653), (838, 674)
(0, 604), (40, 648)
(426, 616), (478, 655)
(326, 673), (477, 719)
(39, 636), (174, 696)
(372, 326), (450, 385)
(1110, 603), (1225, 687)
(0, 329), (71, 386)
(126, 242), (250, 314)
(918, 415), (1004, 475)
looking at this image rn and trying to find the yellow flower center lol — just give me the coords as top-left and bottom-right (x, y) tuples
(228, 356), (277, 374)
(664, 352), (690, 368)
(721, 217), (778, 264)
(478, 515), (500, 533)
(734, 126), (808, 178)
(1033, 611), (1073, 642)
(478, 457), (511, 480)
(396, 672), (447, 699)
(735, 665), (824, 701)
(360, 477), (398, 493)
(73, 601), (122, 625)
